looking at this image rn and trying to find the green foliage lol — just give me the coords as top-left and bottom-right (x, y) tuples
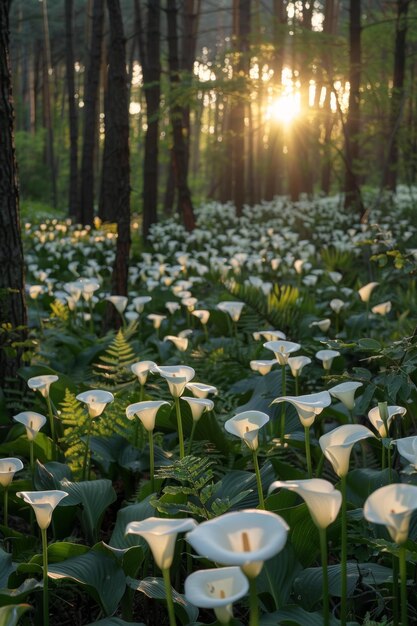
(59, 389), (90, 475)
(93, 330), (136, 387)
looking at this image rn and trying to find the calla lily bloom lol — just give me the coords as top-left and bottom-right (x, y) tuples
(330, 298), (345, 314)
(126, 400), (170, 432)
(76, 390), (114, 418)
(372, 301), (392, 315)
(13, 411), (47, 440)
(164, 335), (188, 352)
(395, 435), (417, 469)
(106, 295), (128, 314)
(287, 355), (311, 378)
(358, 282), (379, 303)
(319, 424), (376, 477)
(329, 381), (363, 411)
(224, 410), (269, 451)
(315, 349), (340, 370)
(16, 490), (69, 529)
(217, 301), (245, 322)
(263, 340), (301, 365)
(272, 391), (331, 428)
(0, 458), (24, 488)
(125, 517), (198, 570)
(368, 405), (407, 438)
(181, 397), (214, 422)
(253, 330), (286, 342)
(310, 319), (331, 333)
(80, 279), (100, 301)
(186, 382), (218, 398)
(27, 375), (58, 398)
(131, 360), (157, 386)
(165, 301), (181, 315)
(184, 566), (249, 625)
(155, 365), (195, 398)
(250, 359), (277, 376)
(133, 295), (152, 313)
(147, 313), (166, 329)
(364, 483), (417, 544)
(269, 479), (342, 529)
(192, 309), (210, 324)
(186, 509), (289, 578)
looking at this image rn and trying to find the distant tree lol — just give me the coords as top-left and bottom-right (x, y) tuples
(166, 0), (196, 231)
(0, 0), (27, 386)
(40, 0), (57, 208)
(104, 0), (130, 301)
(65, 0), (79, 217)
(79, 0), (104, 225)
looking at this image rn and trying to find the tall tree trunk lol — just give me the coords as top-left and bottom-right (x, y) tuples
(65, 0), (79, 217)
(104, 0), (131, 304)
(344, 0), (364, 217)
(320, 0), (338, 195)
(135, 0), (161, 239)
(0, 0), (27, 387)
(79, 0), (104, 225)
(40, 0), (57, 208)
(384, 0), (410, 191)
(166, 0), (196, 231)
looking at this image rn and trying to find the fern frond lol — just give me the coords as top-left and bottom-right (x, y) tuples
(93, 329), (136, 387)
(50, 299), (70, 323)
(59, 389), (89, 476)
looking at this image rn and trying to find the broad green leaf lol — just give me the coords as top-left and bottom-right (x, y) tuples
(0, 604), (32, 626)
(267, 500), (319, 567)
(127, 576), (199, 625)
(0, 548), (14, 587)
(34, 460), (73, 490)
(358, 338), (381, 351)
(0, 433), (54, 464)
(109, 496), (155, 550)
(85, 620), (145, 626)
(257, 544), (302, 611)
(0, 579), (42, 605)
(48, 549), (126, 615)
(260, 604), (345, 625)
(346, 468), (398, 507)
(215, 463), (275, 510)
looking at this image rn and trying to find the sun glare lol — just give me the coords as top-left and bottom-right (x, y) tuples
(267, 93), (301, 125)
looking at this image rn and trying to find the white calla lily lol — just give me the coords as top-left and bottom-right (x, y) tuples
(217, 301), (245, 322)
(319, 424), (375, 477)
(13, 411), (47, 440)
(0, 458), (24, 488)
(263, 340), (301, 365)
(126, 400), (170, 431)
(156, 365), (195, 398)
(133, 295), (152, 313)
(76, 390), (114, 418)
(224, 410), (269, 451)
(330, 298), (345, 314)
(316, 349), (340, 370)
(358, 282), (379, 303)
(186, 509), (289, 578)
(287, 355), (311, 378)
(106, 295), (128, 314)
(253, 330), (286, 342)
(147, 313), (166, 329)
(131, 360), (157, 386)
(250, 359), (277, 376)
(181, 397), (214, 422)
(329, 381), (363, 411)
(368, 405), (407, 438)
(164, 335), (189, 352)
(27, 375), (58, 398)
(16, 490), (68, 529)
(310, 319), (331, 333)
(269, 479), (342, 529)
(186, 382), (218, 398)
(372, 301), (392, 316)
(192, 309), (210, 325)
(364, 483), (417, 544)
(125, 517), (197, 570)
(395, 436), (417, 469)
(184, 566), (249, 625)
(272, 391), (331, 428)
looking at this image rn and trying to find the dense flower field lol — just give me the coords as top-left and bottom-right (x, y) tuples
(2, 190), (417, 626)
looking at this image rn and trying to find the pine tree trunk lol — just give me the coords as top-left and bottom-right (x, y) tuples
(0, 0), (27, 387)
(40, 0), (57, 208)
(65, 0), (79, 217)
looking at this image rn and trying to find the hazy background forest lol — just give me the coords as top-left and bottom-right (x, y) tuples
(8, 0), (417, 236)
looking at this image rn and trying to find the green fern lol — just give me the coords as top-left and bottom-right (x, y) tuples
(93, 329), (136, 387)
(50, 299), (69, 323)
(151, 456), (248, 520)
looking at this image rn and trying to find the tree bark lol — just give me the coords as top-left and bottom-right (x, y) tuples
(166, 0), (196, 231)
(65, 0), (79, 217)
(79, 0), (104, 225)
(40, 0), (57, 208)
(0, 0), (27, 387)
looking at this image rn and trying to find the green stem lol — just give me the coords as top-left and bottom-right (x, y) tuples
(30, 439), (35, 479)
(295, 373), (300, 396)
(316, 452), (325, 478)
(280, 366), (287, 445)
(319, 527), (329, 626)
(305, 426), (313, 479)
(4, 487), (8, 528)
(133, 419), (139, 448)
(188, 421), (197, 456)
(340, 474), (347, 626)
(82, 419), (93, 481)
(249, 577), (259, 626)
(399, 545), (408, 626)
(252, 450), (265, 509)
(381, 441), (386, 470)
(46, 395), (55, 447)
(42, 527), (49, 626)
(89, 299), (94, 333)
(162, 567), (177, 626)
(174, 397), (185, 459)
(393, 554), (399, 626)
(388, 444), (393, 483)
(149, 430), (155, 493)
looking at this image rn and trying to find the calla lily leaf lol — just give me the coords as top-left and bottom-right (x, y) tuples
(34, 461), (73, 490)
(109, 496), (155, 550)
(294, 562), (393, 610)
(257, 544), (302, 610)
(0, 579), (42, 605)
(0, 433), (54, 464)
(85, 620), (145, 626)
(127, 576), (199, 625)
(47, 549), (126, 616)
(0, 604), (32, 626)
(0, 548), (14, 588)
(346, 468), (398, 507)
(259, 604), (345, 625)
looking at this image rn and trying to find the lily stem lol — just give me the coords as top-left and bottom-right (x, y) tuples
(280, 366), (287, 445)
(295, 373), (300, 396)
(393, 554), (399, 626)
(41, 527), (49, 626)
(252, 450), (265, 509)
(319, 527), (330, 626)
(46, 395), (55, 448)
(162, 567), (177, 626)
(30, 440), (35, 480)
(399, 545), (408, 626)
(248, 577), (259, 626)
(4, 487), (8, 528)
(305, 426), (313, 479)
(174, 397), (185, 459)
(148, 430), (155, 493)
(340, 474), (347, 626)
(82, 419), (93, 481)
(188, 421), (197, 456)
